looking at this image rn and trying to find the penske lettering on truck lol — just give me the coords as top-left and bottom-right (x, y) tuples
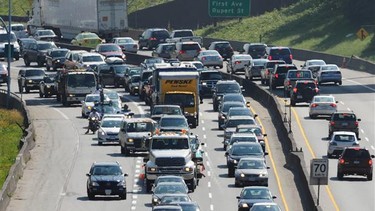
(165, 80), (193, 84)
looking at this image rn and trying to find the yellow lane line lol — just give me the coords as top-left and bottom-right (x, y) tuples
(289, 102), (340, 211)
(249, 106), (290, 211)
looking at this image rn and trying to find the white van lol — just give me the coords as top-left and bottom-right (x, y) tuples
(0, 30), (20, 60)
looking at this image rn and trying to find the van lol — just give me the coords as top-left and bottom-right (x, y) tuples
(266, 47), (293, 64)
(175, 41), (201, 61)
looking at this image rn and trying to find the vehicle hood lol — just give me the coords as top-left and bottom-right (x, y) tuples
(26, 76), (44, 80)
(101, 127), (120, 133)
(126, 132), (150, 138)
(90, 175), (124, 182)
(101, 51), (123, 57)
(235, 169), (268, 175)
(151, 149), (191, 158)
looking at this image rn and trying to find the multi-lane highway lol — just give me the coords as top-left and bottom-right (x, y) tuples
(3, 48), (374, 211)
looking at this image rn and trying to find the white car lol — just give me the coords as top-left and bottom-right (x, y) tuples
(81, 93), (110, 117)
(301, 59), (326, 68)
(327, 131), (359, 158)
(77, 52), (105, 70)
(97, 118), (123, 145)
(33, 29), (58, 41)
(196, 50), (223, 68)
(112, 37), (138, 53)
(227, 54), (252, 74)
(308, 95), (337, 119)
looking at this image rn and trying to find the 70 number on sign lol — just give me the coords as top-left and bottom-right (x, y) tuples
(313, 161), (328, 178)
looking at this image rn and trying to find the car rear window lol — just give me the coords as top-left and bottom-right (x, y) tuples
(182, 44), (201, 51)
(248, 45), (266, 53)
(215, 42), (231, 48)
(276, 66), (295, 73)
(343, 149), (370, 158)
(296, 82), (316, 89)
(321, 71), (341, 75)
(334, 134), (356, 142)
(270, 48), (291, 56)
(333, 113), (356, 121)
(288, 71), (312, 78)
(266, 61), (285, 68)
(152, 30), (170, 38)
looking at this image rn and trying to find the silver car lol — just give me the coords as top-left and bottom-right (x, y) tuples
(81, 93), (110, 117)
(227, 54), (252, 74)
(196, 50), (223, 68)
(308, 95), (338, 119)
(97, 118), (123, 145)
(112, 37), (138, 53)
(245, 59), (268, 80)
(317, 64), (342, 85)
(235, 157), (269, 187)
(327, 131), (359, 158)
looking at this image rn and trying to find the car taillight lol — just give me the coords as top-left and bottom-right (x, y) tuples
(275, 73), (279, 79)
(330, 121), (335, 126)
(311, 103), (318, 108)
(235, 61), (241, 64)
(330, 103), (337, 107)
(290, 54), (293, 60)
(293, 88), (297, 93)
(339, 158), (345, 164)
(355, 121), (359, 126)
(149, 37), (157, 40)
(179, 50), (185, 54)
(268, 55), (272, 60)
(315, 88), (319, 93)
(369, 159), (373, 166)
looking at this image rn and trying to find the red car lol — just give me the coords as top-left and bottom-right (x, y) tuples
(94, 44), (126, 61)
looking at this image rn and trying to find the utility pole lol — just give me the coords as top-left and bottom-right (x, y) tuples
(7, 0), (12, 108)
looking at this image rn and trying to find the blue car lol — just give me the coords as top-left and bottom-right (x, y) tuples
(266, 47), (293, 64)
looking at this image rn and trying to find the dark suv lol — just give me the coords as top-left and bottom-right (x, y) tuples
(23, 41), (58, 67)
(17, 68), (45, 93)
(86, 161), (128, 200)
(243, 43), (267, 59)
(328, 111), (361, 138)
(269, 64), (297, 90)
(337, 147), (374, 180)
(199, 70), (223, 97)
(266, 47), (293, 64)
(208, 41), (234, 60)
(290, 80), (319, 106)
(212, 80), (243, 111)
(138, 28), (170, 50)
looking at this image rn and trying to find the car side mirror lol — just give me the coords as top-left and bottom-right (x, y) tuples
(358, 138), (361, 140)
(263, 134), (267, 137)
(225, 152), (229, 156)
(86, 173), (91, 177)
(357, 118), (361, 121)
(272, 196), (277, 199)
(236, 196), (240, 199)
(124, 173), (128, 177)
(264, 152), (269, 156)
(253, 114), (258, 118)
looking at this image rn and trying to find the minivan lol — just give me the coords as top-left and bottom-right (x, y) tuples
(266, 47), (293, 64)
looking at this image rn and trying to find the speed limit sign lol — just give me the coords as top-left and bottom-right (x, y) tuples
(310, 159), (328, 185)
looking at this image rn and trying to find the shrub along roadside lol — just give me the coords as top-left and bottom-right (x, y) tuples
(0, 109), (23, 188)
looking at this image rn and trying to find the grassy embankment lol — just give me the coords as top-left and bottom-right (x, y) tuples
(0, 109), (24, 188)
(0, 0), (32, 16)
(195, 0), (375, 62)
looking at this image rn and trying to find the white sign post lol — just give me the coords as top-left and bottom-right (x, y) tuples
(310, 158), (329, 207)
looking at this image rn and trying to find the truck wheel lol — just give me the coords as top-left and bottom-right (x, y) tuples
(146, 179), (153, 193)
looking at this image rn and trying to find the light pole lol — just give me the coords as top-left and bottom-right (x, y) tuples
(7, 0), (12, 109)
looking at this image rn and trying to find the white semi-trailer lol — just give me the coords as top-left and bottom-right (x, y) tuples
(27, 0), (128, 40)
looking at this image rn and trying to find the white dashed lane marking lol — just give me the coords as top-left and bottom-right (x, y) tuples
(360, 129), (364, 134)
(203, 134), (207, 139)
(371, 146), (375, 151)
(208, 193), (212, 198)
(347, 107), (351, 111)
(202, 127), (206, 131)
(340, 101), (345, 105)
(365, 137), (369, 142)
(208, 182), (211, 188)
(210, 204), (214, 211)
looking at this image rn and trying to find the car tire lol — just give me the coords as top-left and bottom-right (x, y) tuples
(124, 146), (130, 156)
(87, 190), (95, 200)
(367, 173), (373, 181)
(228, 168), (235, 177)
(37, 60), (44, 67)
(309, 114), (316, 119)
(271, 84), (276, 90)
(223, 144), (226, 151)
(339, 81), (342, 85)
(98, 141), (103, 145)
(39, 89), (43, 98)
(337, 172), (343, 180)
(245, 75), (248, 79)
(15, 55), (19, 61)
(213, 104), (218, 112)
(290, 99), (296, 106)
(25, 87), (30, 93)
(327, 153), (332, 159)
(119, 190), (127, 200)
(146, 179), (153, 193)
(187, 178), (196, 192)
(234, 180), (240, 187)
(219, 65), (223, 69)
(18, 85), (22, 93)
(46, 64), (50, 71)
(191, 119), (197, 128)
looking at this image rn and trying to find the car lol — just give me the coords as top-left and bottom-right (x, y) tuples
(225, 132), (259, 151)
(97, 57), (129, 88)
(242, 43), (267, 59)
(45, 48), (69, 71)
(77, 52), (105, 71)
(18, 38), (36, 56)
(223, 116), (258, 144)
(94, 43), (126, 60)
(337, 147), (374, 180)
(218, 101), (247, 129)
(245, 59), (268, 80)
(250, 202), (282, 211)
(71, 32), (104, 48)
(308, 95), (338, 119)
(112, 37), (138, 53)
(86, 161), (128, 200)
(301, 59), (326, 76)
(227, 54), (252, 74)
(152, 43), (177, 59)
(219, 93), (249, 110)
(170, 202), (201, 211)
(151, 105), (183, 122)
(236, 186), (276, 210)
(199, 70), (222, 97)
(119, 118), (157, 155)
(140, 57), (166, 70)
(260, 60), (285, 85)
(152, 205), (183, 211)
(159, 194), (192, 205)
(183, 61), (205, 72)
(328, 111), (361, 138)
(283, 69), (314, 96)
(152, 182), (189, 206)
(102, 114), (126, 120)
(153, 176), (187, 190)
(269, 64), (297, 90)
(138, 69), (153, 100)
(0, 63), (7, 84)
(327, 131), (360, 158)
(97, 117), (123, 145)
(175, 41), (201, 61)
(9, 23), (28, 39)
(236, 125), (266, 152)
(208, 41), (234, 60)
(196, 50), (223, 68)
(138, 28), (170, 50)
(266, 47), (293, 64)
(159, 115), (190, 132)
(212, 80), (243, 111)
(93, 101), (119, 117)
(226, 142), (266, 177)
(38, 73), (56, 98)
(63, 50), (87, 69)
(22, 40), (58, 67)
(81, 94), (110, 117)
(235, 157), (269, 187)
(124, 66), (142, 91)
(0, 30), (20, 60)
(317, 64), (342, 85)
(290, 80), (319, 106)
(128, 75), (141, 96)
(17, 68), (45, 93)
(33, 29), (58, 41)
(103, 89), (122, 106)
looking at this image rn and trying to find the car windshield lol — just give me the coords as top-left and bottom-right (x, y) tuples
(116, 38), (134, 43)
(270, 48), (290, 55)
(152, 30), (170, 38)
(92, 165), (122, 176)
(113, 65), (127, 74)
(178, 204), (199, 211)
(162, 45), (176, 51)
(231, 145), (263, 156)
(152, 107), (182, 115)
(67, 74), (96, 87)
(157, 177), (182, 184)
(82, 33), (99, 39)
(131, 76), (141, 83)
(182, 44), (200, 51)
(164, 94), (195, 108)
(253, 60), (268, 66)
(308, 61), (326, 66)
(313, 96), (334, 103)
(241, 188), (271, 199)
(95, 104), (116, 114)
(288, 71), (311, 78)
(223, 95), (244, 103)
(51, 50), (68, 57)
(0, 33), (17, 42)
(38, 43), (57, 50)
(101, 120), (122, 128)
(25, 69), (44, 77)
(129, 69), (141, 76)
(230, 137), (257, 145)
(333, 113), (356, 121)
(200, 72), (222, 80)
(202, 51), (219, 56)
(238, 160), (266, 169)
(334, 134), (356, 142)
(229, 109), (252, 117)
(321, 65), (338, 71)
(296, 82), (316, 89)
(11, 25), (25, 31)
(215, 42), (230, 48)
(86, 95), (100, 102)
(83, 55), (103, 62)
(237, 127), (262, 136)
(251, 204), (280, 211)
(234, 55), (251, 60)
(227, 119), (255, 127)
(161, 196), (189, 203)
(222, 104), (245, 113)
(99, 45), (121, 52)
(44, 76), (55, 83)
(217, 84), (241, 93)
(126, 122), (154, 132)
(160, 118), (188, 128)
(38, 30), (54, 36)
(266, 61), (285, 68)
(154, 184), (186, 194)
(174, 31), (193, 37)
(152, 138), (189, 150)
(193, 62), (204, 69)
(145, 58), (164, 64)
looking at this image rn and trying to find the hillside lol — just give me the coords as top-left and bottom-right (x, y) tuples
(195, 0), (375, 62)
(0, 0), (32, 17)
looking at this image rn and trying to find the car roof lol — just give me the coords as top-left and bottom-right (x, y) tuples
(223, 93), (244, 97)
(160, 115), (186, 119)
(243, 186), (270, 190)
(222, 101), (245, 106)
(123, 117), (155, 123)
(81, 52), (103, 56)
(212, 41), (230, 44)
(200, 69), (220, 73)
(216, 80), (238, 84)
(239, 157), (266, 162)
(228, 116), (254, 120)
(332, 131), (356, 135)
(157, 175), (184, 179)
(269, 46), (290, 49)
(154, 105), (181, 109)
(92, 161), (120, 166)
(229, 107), (250, 111)
(101, 117), (123, 122)
(36, 40), (54, 44)
(231, 133), (257, 138)
(231, 142), (261, 147)
(155, 182), (186, 186)
(236, 124), (261, 129)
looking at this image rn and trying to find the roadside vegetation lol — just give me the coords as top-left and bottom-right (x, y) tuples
(0, 109), (24, 187)
(196, 0), (375, 62)
(0, 0), (32, 16)
(128, 0), (173, 14)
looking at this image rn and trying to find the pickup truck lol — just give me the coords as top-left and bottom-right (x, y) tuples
(283, 69), (314, 97)
(166, 29), (203, 46)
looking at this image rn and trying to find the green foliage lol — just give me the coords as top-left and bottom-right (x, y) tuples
(0, 0), (32, 16)
(128, 0), (173, 14)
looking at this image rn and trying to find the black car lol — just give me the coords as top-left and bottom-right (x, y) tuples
(86, 161), (128, 200)
(208, 41), (234, 60)
(17, 68), (45, 93)
(236, 186), (276, 210)
(225, 142), (266, 177)
(199, 70), (222, 97)
(124, 66), (142, 91)
(243, 43), (267, 59)
(266, 47), (293, 64)
(212, 80), (243, 111)
(18, 38), (36, 56)
(269, 64), (297, 90)
(289, 80), (319, 106)
(139, 28), (170, 50)
(328, 111), (361, 138)
(45, 48), (69, 71)
(97, 58), (129, 88)
(39, 73), (56, 97)
(152, 43), (177, 59)
(337, 147), (374, 180)
(23, 40), (58, 67)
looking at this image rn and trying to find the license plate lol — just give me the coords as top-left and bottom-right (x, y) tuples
(105, 189), (111, 195)
(160, 39), (164, 42)
(354, 161), (360, 164)
(342, 123), (348, 126)
(297, 95), (303, 99)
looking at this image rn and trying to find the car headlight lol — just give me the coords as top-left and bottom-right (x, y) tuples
(91, 181), (99, 186)
(148, 167), (157, 172)
(240, 173), (245, 178)
(259, 173), (267, 177)
(217, 96), (222, 100)
(128, 138), (134, 143)
(28, 80), (33, 83)
(233, 160), (237, 164)
(101, 131), (105, 136)
(117, 181), (126, 187)
(202, 82), (207, 86)
(184, 167), (194, 172)
(241, 203), (248, 208)
(87, 106), (92, 110)
(153, 197), (159, 203)
(69, 94), (74, 97)
(56, 59), (60, 63)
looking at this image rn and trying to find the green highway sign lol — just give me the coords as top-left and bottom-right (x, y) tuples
(208, 0), (250, 17)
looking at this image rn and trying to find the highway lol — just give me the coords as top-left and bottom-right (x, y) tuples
(2, 48), (374, 211)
